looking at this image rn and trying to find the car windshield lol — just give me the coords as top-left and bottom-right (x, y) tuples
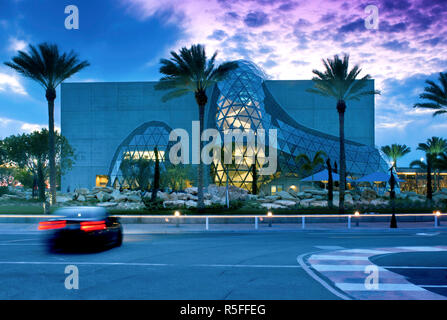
(54, 207), (107, 220)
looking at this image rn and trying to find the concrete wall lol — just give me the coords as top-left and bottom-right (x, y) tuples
(61, 80), (376, 190)
(61, 82), (202, 191)
(265, 80), (375, 146)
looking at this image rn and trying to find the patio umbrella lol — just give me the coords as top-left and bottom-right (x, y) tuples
(300, 169), (351, 182)
(356, 171), (404, 183)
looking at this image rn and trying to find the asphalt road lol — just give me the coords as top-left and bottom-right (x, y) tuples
(0, 229), (446, 299)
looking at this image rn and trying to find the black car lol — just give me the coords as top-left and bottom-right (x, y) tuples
(39, 207), (123, 252)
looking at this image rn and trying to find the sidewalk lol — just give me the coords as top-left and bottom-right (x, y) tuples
(1, 222), (446, 234)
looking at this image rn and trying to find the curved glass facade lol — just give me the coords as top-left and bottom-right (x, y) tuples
(210, 60), (387, 191)
(108, 121), (172, 189)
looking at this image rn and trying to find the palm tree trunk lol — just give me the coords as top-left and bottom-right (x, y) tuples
(427, 155), (433, 201)
(46, 88), (57, 205)
(197, 104), (205, 210)
(337, 100), (346, 214)
(37, 159), (46, 202)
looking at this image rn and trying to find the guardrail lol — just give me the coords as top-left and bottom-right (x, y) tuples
(0, 213), (444, 230)
(112, 213), (444, 230)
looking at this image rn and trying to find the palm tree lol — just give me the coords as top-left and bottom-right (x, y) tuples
(307, 54), (380, 213)
(4, 43), (89, 204)
(381, 144), (411, 169)
(155, 44), (238, 209)
(415, 137), (447, 200)
(296, 151), (327, 187)
(414, 72), (447, 116)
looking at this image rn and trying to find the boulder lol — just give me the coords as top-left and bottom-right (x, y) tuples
(312, 200), (328, 207)
(127, 195), (142, 202)
(265, 195), (280, 201)
(163, 200), (186, 208)
(92, 187), (113, 194)
(96, 191), (113, 202)
(277, 191), (297, 200)
(261, 203), (286, 209)
(308, 189), (328, 195)
(274, 200), (296, 207)
(156, 191), (170, 201)
(300, 198), (316, 207)
(433, 194), (447, 203)
(185, 200), (198, 208)
(75, 188), (89, 195)
(97, 202), (118, 208)
(56, 196), (72, 203)
(185, 187), (198, 195)
(361, 189), (378, 201)
(77, 195), (86, 202)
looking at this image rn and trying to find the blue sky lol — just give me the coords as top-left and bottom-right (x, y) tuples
(0, 0), (446, 166)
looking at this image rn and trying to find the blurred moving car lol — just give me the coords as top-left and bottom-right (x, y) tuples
(38, 207), (123, 251)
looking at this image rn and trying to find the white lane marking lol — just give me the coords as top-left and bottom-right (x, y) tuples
(383, 266), (447, 270)
(312, 264), (386, 272)
(421, 285), (447, 288)
(341, 249), (390, 255)
(297, 253), (352, 300)
(0, 261), (301, 269)
(396, 246), (447, 252)
(0, 238), (35, 243)
(416, 233), (440, 236)
(315, 246), (345, 250)
(310, 254), (370, 261)
(0, 244), (40, 246)
(336, 283), (425, 291)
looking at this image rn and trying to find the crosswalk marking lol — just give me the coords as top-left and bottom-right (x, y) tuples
(305, 245), (447, 300)
(310, 254), (370, 261)
(336, 283), (425, 292)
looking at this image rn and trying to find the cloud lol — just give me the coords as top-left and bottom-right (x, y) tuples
(0, 72), (27, 95)
(243, 11), (269, 28)
(120, 0), (447, 83)
(8, 37), (27, 52)
(0, 116), (58, 139)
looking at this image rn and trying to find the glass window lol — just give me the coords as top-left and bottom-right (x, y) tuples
(96, 175), (109, 187)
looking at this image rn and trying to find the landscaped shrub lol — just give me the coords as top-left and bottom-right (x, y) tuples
(143, 197), (165, 211)
(0, 186), (9, 196)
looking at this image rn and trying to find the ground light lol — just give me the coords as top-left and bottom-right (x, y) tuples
(434, 210), (441, 227)
(354, 211), (360, 227)
(174, 211), (181, 227)
(267, 211), (273, 227)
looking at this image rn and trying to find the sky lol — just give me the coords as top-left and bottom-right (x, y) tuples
(0, 0), (446, 166)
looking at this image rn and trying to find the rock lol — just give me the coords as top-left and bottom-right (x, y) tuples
(56, 196), (72, 203)
(361, 189), (378, 201)
(96, 191), (113, 202)
(163, 200), (186, 208)
(77, 195), (86, 202)
(433, 194), (447, 203)
(409, 196), (423, 203)
(155, 191), (169, 201)
(265, 195), (280, 201)
(300, 198), (316, 207)
(274, 200), (296, 207)
(97, 202), (118, 208)
(345, 194), (353, 202)
(261, 203), (286, 209)
(277, 191), (297, 200)
(185, 187), (198, 195)
(308, 189), (328, 195)
(92, 187), (113, 194)
(127, 195), (142, 202)
(312, 201), (328, 207)
(75, 188), (89, 195)
(185, 200), (198, 208)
